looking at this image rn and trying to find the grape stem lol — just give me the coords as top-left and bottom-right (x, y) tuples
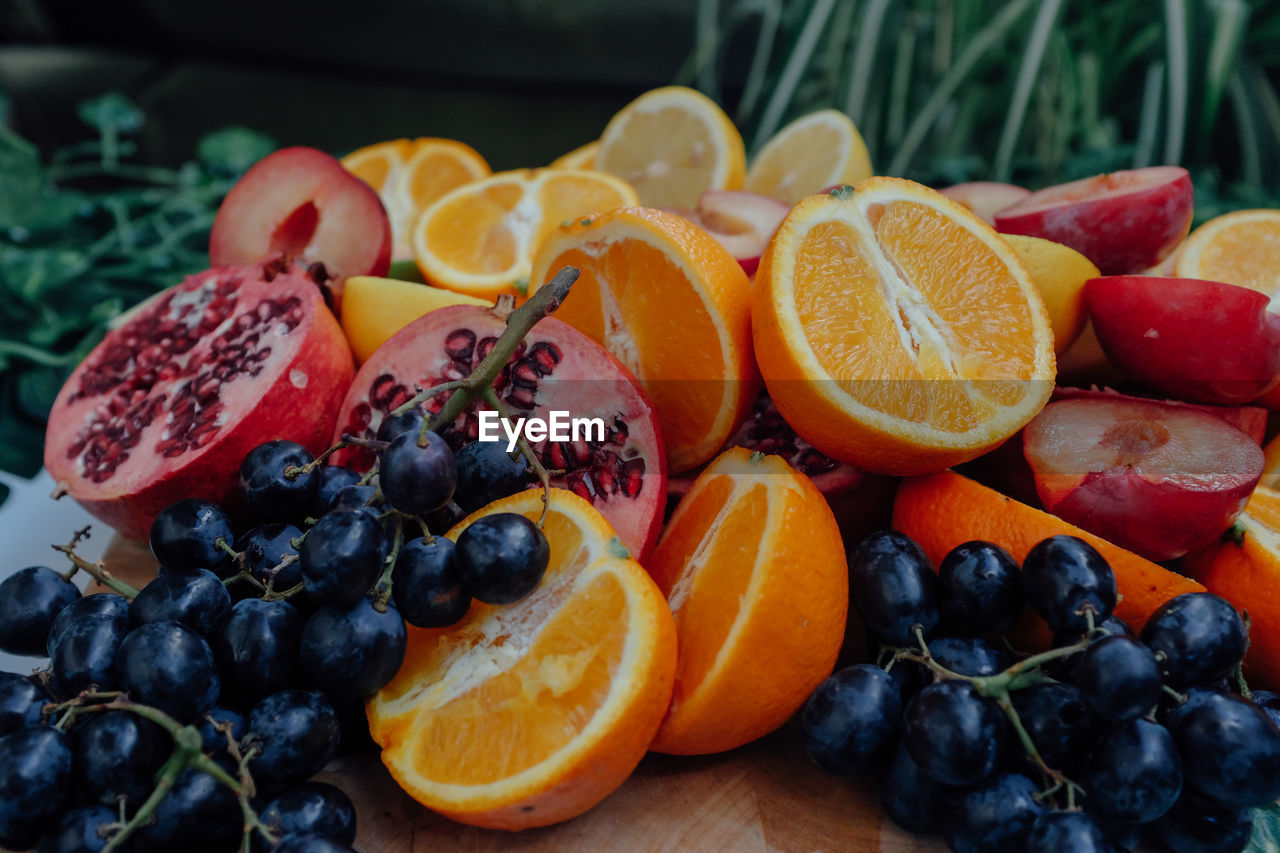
(101, 748), (187, 852)
(53, 526), (139, 599)
(482, 386), (554, 527)
(373, 515), (405, 612)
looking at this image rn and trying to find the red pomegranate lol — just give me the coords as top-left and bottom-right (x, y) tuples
(667, 392), (896, 549)
(44, 260), (356, 539)
(330, 304), (667, 561)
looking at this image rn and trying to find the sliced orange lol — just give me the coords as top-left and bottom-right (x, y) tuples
(367, 489), (676, 830)
(745, 109), (872, 205)
(528, 206), (758, 473)
(646, 447), (847, 755)
(1003, 234), (1099, 356)
(596, 86), (745, 209)
(893, 471), (1206, 639)
(340, 275), (491, 363)
(550, 140), (600, 170)
(344, 138), (491, 260)
(753, 178), (1057, 476)
(1202, 486), (1280, 687)
(411, 168), (638, 300)
(1174, 209), (1280, 297)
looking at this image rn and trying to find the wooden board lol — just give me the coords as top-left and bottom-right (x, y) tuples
(98, 536), (944, 853)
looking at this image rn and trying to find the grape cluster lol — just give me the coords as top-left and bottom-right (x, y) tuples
(0, 416), (552, 852)
(801, 530), (1278, 853)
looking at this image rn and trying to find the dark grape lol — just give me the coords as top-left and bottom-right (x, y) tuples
(1010, 682), (1100, 774)
(133, 767), (240, 852)
(71, 710), (169, 806)
(1141, 593), (1247, 689)
(299, 510), (386, 608)
(36, 804), (120, 853)
(1163, 687), (1280, 807)
(239, 440), (320, 524)
(884, 657), (932, 704)
(1021, 535), (1116, 633)
(376, 406), (426, 443)
(300, 596), (407, 696)
(1025, 811), (1111, 853)
(257, 781), (357, 848)
(273, 834), (353, 853)
(879, 739), (948, 834)
(0, 673), (47, 737)
(944, 773), (1043, 853)
(1151, 788), (1254, 853)
(213, 598), (303, 703)
(129, 569), (230, 637)
(1049, 614), (1133, 682)
(1075, 634), (1162, 720)
(327, 484), (378, 514)
(903, 679), (1004, 786)
(235, 523), (304, 591)
(391, 536), (470, 628)
(198, 706), (246, 754)
(848, 530), (940, 645)
(799, 664), (901, 774)
(0, 567), (80, 657)
(51, 611), (130, 697)
(116, 621), (220, 722)
(927, 636), (1013, 677)
(149, 498), (235, 575)
(455, 513), (550, 605)
(47, 595), (129, 658)
(0, 726), (72, 841)
(937, 540), (1022, 635)
(1085, 717), (1182, 823)
(1251, 689), (1280, 729)
(379, 430), (457, 515)
(246, 690), (341, 786)
(452, 440), (534, 514)
(313, 465), (362, 516)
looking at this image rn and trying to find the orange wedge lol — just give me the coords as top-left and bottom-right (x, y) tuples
(529, 206), (758, 473)
(893, 471), (1206, 638)
(411, 168), (637, 301)
(367, 489), (676, 830)
(344, 138), (491, 259)
(596, 86), (745, 209)
(646, 448), (847, 755)
(550, 140), (600, 170)
(753, 178), (1057, 476)
(1174, 209), (1280, 297)
(1202, 486), (1280, 687)
(745, 109), (872, 205)
(340, 275), (491, 363)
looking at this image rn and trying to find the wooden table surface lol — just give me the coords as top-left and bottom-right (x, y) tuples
(95, 535), (943, 853)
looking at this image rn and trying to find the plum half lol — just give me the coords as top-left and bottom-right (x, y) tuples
(1022, 396), (1264, 561)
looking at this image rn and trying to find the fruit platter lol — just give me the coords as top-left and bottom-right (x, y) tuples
(2, 57), (1280, 853)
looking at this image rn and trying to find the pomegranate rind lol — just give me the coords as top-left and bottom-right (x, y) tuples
(44, 263), (355, 540)
(330, 304), (668, 561)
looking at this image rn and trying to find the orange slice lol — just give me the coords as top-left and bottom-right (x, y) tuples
(893, 471), (1206, 638)
(340, 275), (491, 363)
(745, 109), (872, 205)
(1202, 486), (1280, 687)
(1174, 209), (1280, 298)
(647, 447), (847, 755)
(550, 140), (600, 170)
(411, 168), (638, 300)
(596, 86), (745, 209)
(341, 139), (412, 199)
(753, 178), (1057, 476)
(367, 488), (676, 830)
(528, 206), (758, 473)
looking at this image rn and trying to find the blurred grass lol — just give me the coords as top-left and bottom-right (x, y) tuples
(680, 0), (1280, 219)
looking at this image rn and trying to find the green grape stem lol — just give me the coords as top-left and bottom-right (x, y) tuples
(373, 515), (405, 612)
(54, 527), (139, 599)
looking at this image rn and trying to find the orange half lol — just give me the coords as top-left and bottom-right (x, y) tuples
(529, 206), (758, 473)
(1174, 208), (1280, 298)
(754, 178), (1056, 475)
(368, 489), (676, 830)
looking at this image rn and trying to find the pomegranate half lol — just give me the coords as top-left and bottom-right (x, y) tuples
(330, 304), (667, 561)
(44, 261), (356, 540)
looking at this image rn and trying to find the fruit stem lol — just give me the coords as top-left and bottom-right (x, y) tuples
(995, 694), (1083, 805)
(340, 434), (391, 452)
(53, 527), (139, 599)
(1234, 664), (1253, 700)
(101, 747), (188, 852)
(373, 516), (404, 612)
(1163, 684), (1189, 704)
(482, 387), (554, 527)
(261, 581), (305, 602)
(425, 265), (580, 434)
